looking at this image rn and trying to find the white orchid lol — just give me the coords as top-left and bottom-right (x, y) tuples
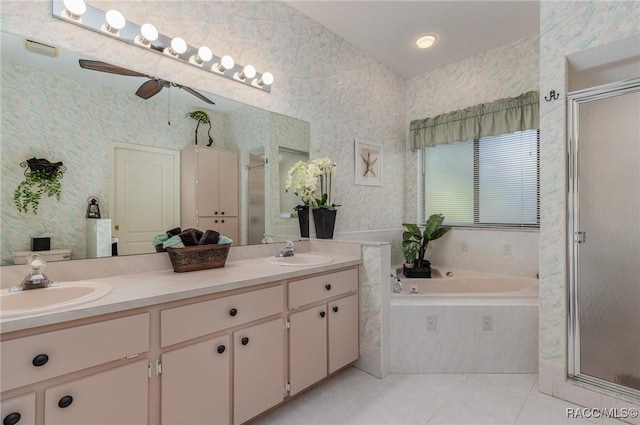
(285, 157), (339, 211)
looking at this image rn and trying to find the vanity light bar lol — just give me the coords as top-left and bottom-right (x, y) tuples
(52, 0), (273, 93)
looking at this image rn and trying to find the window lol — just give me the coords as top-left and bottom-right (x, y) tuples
(420, 129), (539, 228)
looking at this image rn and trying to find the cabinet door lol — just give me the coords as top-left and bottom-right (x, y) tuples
(328, 294), (359, 374)
(197, 148), (220, 216)
(1, 393), (35, 425)
(217, 150), (238, 217)
(218, 216), (238, 244)
(161, 335), (230, 425)
(289, 306), (327, 396)
(44, 359), (148, 425)
(233, 318), (284, 425)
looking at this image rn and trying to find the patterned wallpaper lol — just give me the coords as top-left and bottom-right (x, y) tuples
(1, 1), (407, 264)
(538, 0), (640, 365)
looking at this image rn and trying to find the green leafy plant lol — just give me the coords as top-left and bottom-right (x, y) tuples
(402, 214), (451, 267)
(14, 169), (63, 214)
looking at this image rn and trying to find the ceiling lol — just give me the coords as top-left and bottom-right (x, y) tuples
(285, 1), (540, 79)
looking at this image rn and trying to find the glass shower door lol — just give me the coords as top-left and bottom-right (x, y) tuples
(568, 79), (640, 397)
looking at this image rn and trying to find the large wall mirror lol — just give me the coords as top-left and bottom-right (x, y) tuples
(0, 30), (310, 265)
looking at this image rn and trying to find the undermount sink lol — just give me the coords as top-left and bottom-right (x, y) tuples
(0, 281), (112, 319)
(266, 253), (334, 267)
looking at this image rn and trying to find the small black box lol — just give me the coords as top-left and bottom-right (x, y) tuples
(31, 237), (51, 251)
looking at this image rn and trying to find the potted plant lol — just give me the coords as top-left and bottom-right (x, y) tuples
(309, 157), (340, 239)
(285, 160), (317, 237)
(402, 214), (451, 278)
(13, 158), (65, 215)
(285, 157), (340, 239)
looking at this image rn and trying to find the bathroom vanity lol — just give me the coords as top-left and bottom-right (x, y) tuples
(0, 252), (361, 425)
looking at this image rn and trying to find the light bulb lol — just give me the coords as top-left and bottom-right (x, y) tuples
(257, 72), (274, 86)
(105, 9), (126, 33)
(139, 23), (158, 45)
(218, 55), (235, 72)
(170, 37), (187, 55)
(196, 46), (213, 64)
(63, 0), (86, 19)
(240, 64), (256, 80)
(416, 35), (437, 49)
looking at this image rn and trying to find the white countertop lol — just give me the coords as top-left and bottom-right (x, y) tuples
(0, 253), (361, 334)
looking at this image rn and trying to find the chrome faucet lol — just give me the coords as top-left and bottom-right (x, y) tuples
(276, 240), (295, 257)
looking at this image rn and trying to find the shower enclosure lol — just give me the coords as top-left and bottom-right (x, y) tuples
(568, 78), (640, 399)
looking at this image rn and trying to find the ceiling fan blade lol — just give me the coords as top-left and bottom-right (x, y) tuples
(79, 59), (149, 78)
(135, 79), (164, 99)
(180, 86), (215, 105)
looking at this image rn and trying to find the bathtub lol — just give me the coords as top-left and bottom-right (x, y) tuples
(391, 267), (538, 301)
(390, 266), (539, 373)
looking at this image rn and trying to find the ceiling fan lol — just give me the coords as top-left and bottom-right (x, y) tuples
(78, 59), (215, 105)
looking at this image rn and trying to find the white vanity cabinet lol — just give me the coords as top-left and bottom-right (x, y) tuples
(43, 359), (149, 425)
(0, 264), (360, 425)
(181, 145), (239, 243)
(288, 268), (359, 396)
(1, 393), (36, 425)
(0, 313), (150, 425)
(233, 318), (285, 425)
(160, 335), (231, 425)
(159, 284), (285, 425)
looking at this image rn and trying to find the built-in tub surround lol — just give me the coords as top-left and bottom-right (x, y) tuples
(390, 268), (538, 374)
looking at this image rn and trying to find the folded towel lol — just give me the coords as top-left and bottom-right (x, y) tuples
(163, 235), (185, 249)
(166, 227), (182, 237)
(152, 233), (170, 247)
(218, 235), (233, 245)
(179, 228), (201, 246)
(199, 229), (220, 245)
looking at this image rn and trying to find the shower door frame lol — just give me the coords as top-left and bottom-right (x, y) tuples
(567, 77), (640, 400)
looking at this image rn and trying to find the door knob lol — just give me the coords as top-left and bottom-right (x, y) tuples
(114, 224), (120, 231)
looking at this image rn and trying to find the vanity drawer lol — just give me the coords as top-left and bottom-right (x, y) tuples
(1, 313), (150, 392)
(161, 285), (284, 347)
(288, 268), (358, 309)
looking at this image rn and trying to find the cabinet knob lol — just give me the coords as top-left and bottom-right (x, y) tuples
(32, 353), (49, 367)
(221, 220), (225, 223)
(217, 345), (226, 354)
(229, 308), (238, 317)
(214, 219), (219, 223)
(241, 337), (249, 346)
(221, 211), (225, 215)
(3, 412), (21, 425)
(325, 284), (332, 291)
(58, 396), (73, 409)
(319, 311), (326, 318)
(333, 306), (339, 313)
(214, 211), (218, 215)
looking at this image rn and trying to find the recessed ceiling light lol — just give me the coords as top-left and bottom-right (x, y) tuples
(416, 35), (437, 49)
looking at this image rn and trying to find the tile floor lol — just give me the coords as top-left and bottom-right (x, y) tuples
(252, 367), (628, 425)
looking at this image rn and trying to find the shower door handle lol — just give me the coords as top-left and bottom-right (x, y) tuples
(574, 231), (586, 244)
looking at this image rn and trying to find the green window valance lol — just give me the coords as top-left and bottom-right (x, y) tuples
(409, 91), (539, 150)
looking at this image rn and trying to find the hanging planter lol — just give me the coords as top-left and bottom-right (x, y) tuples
(13, 158), (66, 215)
(187, 110), (214, 146)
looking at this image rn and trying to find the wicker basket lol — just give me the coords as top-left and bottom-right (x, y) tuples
(166, 244), (231, 273)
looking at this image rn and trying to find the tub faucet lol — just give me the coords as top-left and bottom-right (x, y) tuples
(276, 240), (295, 257)
(392, 275), (403, 293)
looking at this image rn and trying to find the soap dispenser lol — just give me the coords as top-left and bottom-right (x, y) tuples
(19, 254), (52, 290)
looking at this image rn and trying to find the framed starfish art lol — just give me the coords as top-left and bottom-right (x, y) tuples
(355, 138), (382, 186)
